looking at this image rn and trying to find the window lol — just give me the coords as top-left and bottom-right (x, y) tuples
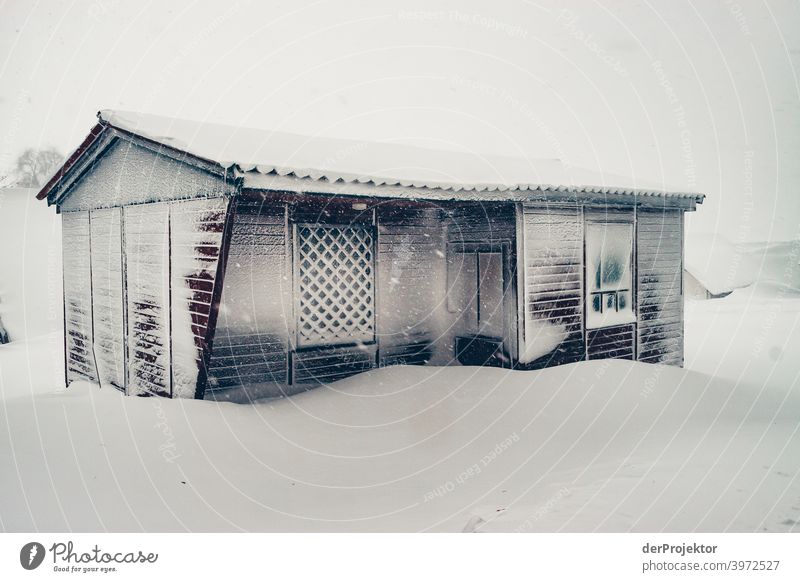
(586, 222), (634, 329)
(295, 225), (375, 347)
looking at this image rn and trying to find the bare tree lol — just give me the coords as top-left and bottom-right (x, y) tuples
(14, 147), (63, 188)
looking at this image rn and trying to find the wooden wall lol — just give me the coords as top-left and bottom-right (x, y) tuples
(124, 203), (171, 396)
(58, 139), (232, 211)
(89, 207), (125, 390)
(57, 138), (235, 397)
(61, 166), (689, 399)
(206, 198), (291, 395)
(518, 203), (585, 368)
(447, 203), (516, 248)
(205, 196), (461, 396)
(636, 208), (684, 365)
(62, 211), (97, 384)
(519, 203), (685, 367)
(60, 198), (229, 397)
(170, 197), (229, 397)
(587, 325), (635, 360)
(377, 204), (445, 367)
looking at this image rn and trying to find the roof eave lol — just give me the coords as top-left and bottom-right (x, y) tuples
(35, 121), (107, 201)
(239, 171), (703, 209)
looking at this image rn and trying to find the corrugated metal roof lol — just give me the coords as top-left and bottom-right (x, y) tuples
(96, 110), (705, 204)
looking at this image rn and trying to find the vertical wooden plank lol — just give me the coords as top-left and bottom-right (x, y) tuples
(285, 202), (293, 377)
(89, 207), (125, 391)
(169, 196), (229, 398)
(124, 202), (171, 397)
(680, 209), (685, 367)
(633, 203), (638, 360)
(372, 206), (380, 368)
(581, 205), (588, 362)
(502, 240), (518, 365)
(205, 198), (290, 393)
(62, 211), (97, 384)
(120, 207), (128, 394)
(519, 203), (584, 368)
(194, 196), (237, 399)
(515, 202), (527, 363)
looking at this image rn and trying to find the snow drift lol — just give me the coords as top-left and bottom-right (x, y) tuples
(0, 360), (796, 532)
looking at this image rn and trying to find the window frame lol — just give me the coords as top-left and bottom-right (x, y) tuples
(584, 219), (635, 330)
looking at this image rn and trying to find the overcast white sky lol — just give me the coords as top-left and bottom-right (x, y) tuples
(1, 0), (798, 242)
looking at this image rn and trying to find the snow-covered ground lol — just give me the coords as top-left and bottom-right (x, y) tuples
(0, 201), (798, 531)
(0, 188), (64, 400)
(685, 240), (800, 389)
(1, 359), (797, 532)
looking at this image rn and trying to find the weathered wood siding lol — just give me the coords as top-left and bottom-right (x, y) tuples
(55, 135), (235, 397)
(124, 203), (171, 396)
(207, 199), (290, 393)
(447, 203), (515, 248)
(376, 205), (444, 366)
(62, 211), (97, 384)
(293, 345), (375, 384)
(207, 198), (454, 392)
(170, 197), (229, 397)
(637, 209), (684, 365)
(519, 203), (584, 368)
(58, 139), (232, 211)
(587, 324), (635, 360)
(89, 207), (125, 390)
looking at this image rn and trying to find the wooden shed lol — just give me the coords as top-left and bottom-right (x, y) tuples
(37, 111), (704, 400)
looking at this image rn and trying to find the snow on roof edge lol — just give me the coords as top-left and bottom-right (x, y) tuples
(237, 169), (705, 205)
(97, 109), (706, 204)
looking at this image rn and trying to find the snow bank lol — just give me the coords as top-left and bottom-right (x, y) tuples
(684, 240), (800, 388)
(1, 359), (796, 532)
(740, 239), (800, 296)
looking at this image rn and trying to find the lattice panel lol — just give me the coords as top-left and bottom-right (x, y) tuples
(296, 225), (375, 347)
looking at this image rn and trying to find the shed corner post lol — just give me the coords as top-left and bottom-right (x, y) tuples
(680, 208), (686, 368)
(193, 194), (238, 400)
(633, 201), (639, 361)
(514, 201), (527, 367)
(580, 204), (588, 362)
(60, 204), (69, 390)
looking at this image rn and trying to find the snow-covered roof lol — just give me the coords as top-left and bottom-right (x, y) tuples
(37, 109), (705, 206)
(684, 234), (756, 296)
(91, 110), (703, 205)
